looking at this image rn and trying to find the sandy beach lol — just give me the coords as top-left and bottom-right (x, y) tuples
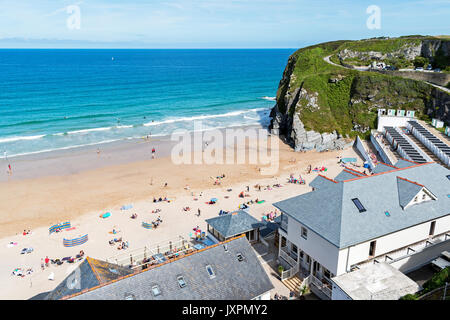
(0, 127), (364, 300)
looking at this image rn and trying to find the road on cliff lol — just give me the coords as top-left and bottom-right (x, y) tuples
(323, 55), (450, 94)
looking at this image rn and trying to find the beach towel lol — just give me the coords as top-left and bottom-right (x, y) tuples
(121, 204), (133, 210)
(257, 200), (265, 204)
(101, 212), (111, 219)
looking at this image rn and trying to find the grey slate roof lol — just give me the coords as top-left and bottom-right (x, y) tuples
(309, 175), (337, 189)
(273, 162), (450, 249)
(372, 163), (397, 174)
(395, 159), (417, 169)
(397, 177), (423, 209)
(334, 170), (360, 182)
(205, 210), (264, 238)
(69, 236), (274, 300)
(44, 257), (133, 300)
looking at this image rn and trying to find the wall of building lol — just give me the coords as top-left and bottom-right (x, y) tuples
(354, 136), (374, 170)
(341, 214), (450, 271)
(331, 283), (353, 300)
(284, 217), (341, 275)
(370, 132), (394, 165)
(253, 291), (271, 300)
(377, 115), (415, 132)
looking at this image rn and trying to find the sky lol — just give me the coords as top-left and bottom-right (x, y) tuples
(0, 0), (449, 48)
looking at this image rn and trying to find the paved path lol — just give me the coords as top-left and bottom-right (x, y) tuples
(323, 55), (450, 93)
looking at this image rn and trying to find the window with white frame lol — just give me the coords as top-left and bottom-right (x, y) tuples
(301, 226), (308, 240)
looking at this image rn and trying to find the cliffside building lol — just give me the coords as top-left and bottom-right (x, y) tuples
(273, 162), (450, 300)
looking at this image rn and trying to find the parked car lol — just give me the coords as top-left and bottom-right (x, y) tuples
(434, 68), (441, 73)
(431, 251), (450, 271)
(415, 67), (424, 71)
(426, 64), (433, 70)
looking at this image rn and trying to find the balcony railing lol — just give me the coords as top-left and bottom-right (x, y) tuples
(280, 246), (297, 268)
(305, 274), (332, 299)
(352, 232), (450, 271)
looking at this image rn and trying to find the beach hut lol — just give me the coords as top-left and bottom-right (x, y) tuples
(377, 109), (386, 117)
(387, 109), (396, 116)
(205, 210), (264, 244)
(406, 110), (415, 118)
(396, 109), (406, 117)
(431, 118), (444, 128)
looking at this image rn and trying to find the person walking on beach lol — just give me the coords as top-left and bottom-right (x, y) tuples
(7, 163), (12, 175)
(45, 256), (49, 268)
(152, 147), (156, 159)
(197, 208), (201, 217)
(96, 148), (101, 156)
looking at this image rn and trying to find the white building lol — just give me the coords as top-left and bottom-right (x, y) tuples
(273, 161), (450, 300)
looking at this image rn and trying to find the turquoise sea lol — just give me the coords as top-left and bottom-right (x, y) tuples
(0, 49), (294, 157)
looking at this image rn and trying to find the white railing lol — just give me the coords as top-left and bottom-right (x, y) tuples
(279, 246), (297, 268)
(309, 275), (332, 299)
(281, 264), (299, 281)
(353, 232), (450, 270)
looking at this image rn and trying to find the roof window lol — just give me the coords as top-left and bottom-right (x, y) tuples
(352, 198), (367, 213)
(151, 285), (161, 297)
(206, 265), (216, 279)
(177, 276), (187, 288)
(124, 293), (136, 300)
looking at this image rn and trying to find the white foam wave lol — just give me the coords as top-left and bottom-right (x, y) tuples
(261, 96), (276, 101)
(0, 135), (46, 143)
(143, 108), (270, 127)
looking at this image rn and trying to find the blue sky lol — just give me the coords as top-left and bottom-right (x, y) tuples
(0, 0), (449, 48)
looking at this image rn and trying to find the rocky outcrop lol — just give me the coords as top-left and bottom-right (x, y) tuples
(269, 37), (450, 153)
(270, 86), (353, 152)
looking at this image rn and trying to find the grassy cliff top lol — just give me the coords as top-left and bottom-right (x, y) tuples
(276, 36), (447, 138)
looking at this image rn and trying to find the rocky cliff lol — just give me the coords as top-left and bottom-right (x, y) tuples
(269, 36), (450, 152)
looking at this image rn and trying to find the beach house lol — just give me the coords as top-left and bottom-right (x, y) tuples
(273, 161), (450, 299)
(205, 210), (264, 243)
(38, 235), (273, 300)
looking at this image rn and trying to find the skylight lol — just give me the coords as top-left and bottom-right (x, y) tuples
(124, 293), (136, 300)
(177, 276), (187, 288)
(352, 198), (366, 213)
(151, 285), (161, 297)
(206, 265), (216, 279)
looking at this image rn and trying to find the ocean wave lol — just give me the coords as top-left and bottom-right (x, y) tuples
(261, 96), (276, 101)
(1, 139), (121, 159)
(143, 108), (270, 127)
(0, 134), (46, 143)
(0, 107), (271, 150)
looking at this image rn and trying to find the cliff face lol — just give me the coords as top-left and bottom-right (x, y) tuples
(270, 36), (450, 152)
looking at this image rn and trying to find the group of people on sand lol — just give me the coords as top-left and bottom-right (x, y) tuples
(12, 267), (33, 277)
(40, 251), (85, 270)
(153, 196), (169, 203)
(109, 237), (129, 250)
(22, 229), (31, 236)
(151, 216), (163, 228)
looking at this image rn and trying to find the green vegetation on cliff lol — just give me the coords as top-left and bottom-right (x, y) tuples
(275, 36), (448, 138)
